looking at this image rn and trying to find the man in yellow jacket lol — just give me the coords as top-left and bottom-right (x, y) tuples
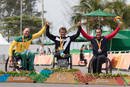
(8, 22), (48, 71)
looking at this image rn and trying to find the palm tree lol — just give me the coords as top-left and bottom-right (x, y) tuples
(123, 5), (130, 28)
(71, 0), (129, 32)
(104, 0), (126, 16)
(71, 12), (83, 24)
(73, 0), (103, 14)
(104, 0), (127, 29)
(70, 0), (104, 33)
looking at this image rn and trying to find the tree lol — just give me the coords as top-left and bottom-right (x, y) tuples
(73, 0), (103, 14)
(104, 0), (126, 16)
(104, 0), (127, 29)
(0, 0), (45, 42)
(1, 15), (42, 41)
(0, 0), (38, 18)
(71, 0), (129, 32)
(71, 0), (104, 33)
(123, 5), (130, 28)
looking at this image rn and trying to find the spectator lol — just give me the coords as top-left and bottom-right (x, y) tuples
(39, 44), (45, 55)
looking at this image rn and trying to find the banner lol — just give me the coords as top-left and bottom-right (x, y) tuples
(34, 53), (130, 70)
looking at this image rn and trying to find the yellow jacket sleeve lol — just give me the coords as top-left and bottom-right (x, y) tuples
(8, 40), (17, 57)
(32, 25), (46, 39)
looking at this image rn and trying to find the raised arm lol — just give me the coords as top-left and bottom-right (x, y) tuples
(46, 25), (56, 41)
(70, 26), (81, 41)
(81, 28), (93, 40)
(32, 25), (46, 39)
(105, 23), (121, 40)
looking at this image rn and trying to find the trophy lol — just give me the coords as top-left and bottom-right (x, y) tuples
(114, 16), (122, 24)
(58, 47), (64, 57)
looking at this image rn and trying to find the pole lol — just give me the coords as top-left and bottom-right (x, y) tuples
(41, 0), (44, 27)
(98, 16), (100, 27)
(41, 0), (44, 43)
(110, 28), (113, 51)
(110, 39), (112, 51)
(20, 0), (23, 35)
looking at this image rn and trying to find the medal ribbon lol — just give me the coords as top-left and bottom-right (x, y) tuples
(22, 36), (27, 50)
(59, 36), (63, 50)
(96, 39), (103, 50)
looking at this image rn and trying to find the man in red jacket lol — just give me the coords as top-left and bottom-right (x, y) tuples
(81, 17), (122, 73)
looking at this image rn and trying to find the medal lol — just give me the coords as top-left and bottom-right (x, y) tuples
(96, 38), (103, 53)
(98, 48), (102, 53)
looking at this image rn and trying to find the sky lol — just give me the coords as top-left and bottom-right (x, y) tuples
(37, 0), (79, 35)
(36, 0), (130, 35)
(126, 0), (130, 4)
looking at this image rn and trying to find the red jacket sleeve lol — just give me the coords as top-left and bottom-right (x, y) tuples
(81, 28), (93, 40)
(105, 24), (120, 40)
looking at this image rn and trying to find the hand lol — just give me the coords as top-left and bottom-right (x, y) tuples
(82, 19), (87, 25)
(77, 21), (82, 26)
(45, 21), (50, 26)
(117, 21), (123, 28)
(114, 16), (122, 24)
(114, 16), (123, 27)
(9, 57), (13, 66)
(117, 19), (123, 25)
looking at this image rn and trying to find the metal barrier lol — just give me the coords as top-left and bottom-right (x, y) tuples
(108, 50), (130, 54)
